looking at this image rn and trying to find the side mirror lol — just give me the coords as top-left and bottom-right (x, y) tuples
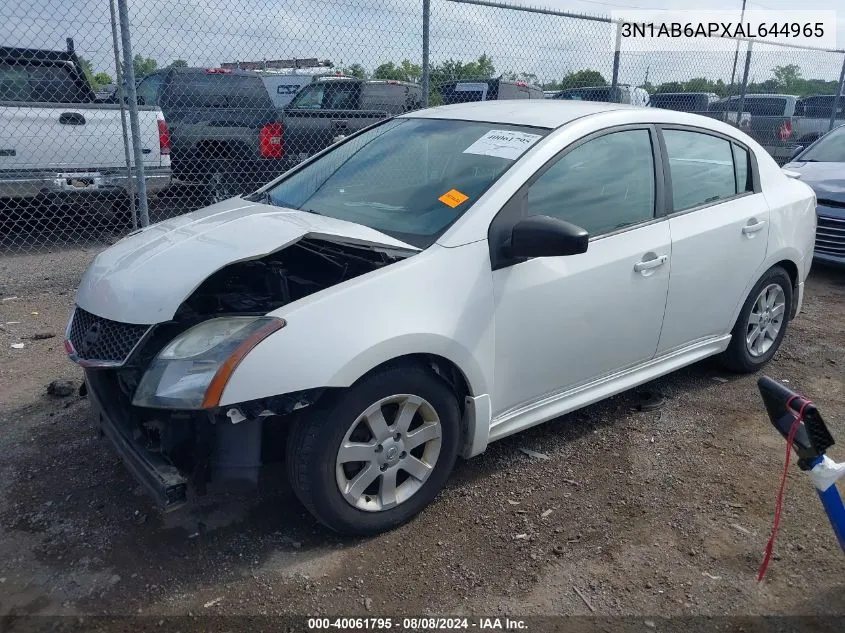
(789, 145), (805, 161)
(506, 215), (589, 259)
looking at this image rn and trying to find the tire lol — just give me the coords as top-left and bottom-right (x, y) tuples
(720, 266), (793, 373)
(286, 363), (461, 536)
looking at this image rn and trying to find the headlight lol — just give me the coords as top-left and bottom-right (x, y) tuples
(132, 316), (284, 409)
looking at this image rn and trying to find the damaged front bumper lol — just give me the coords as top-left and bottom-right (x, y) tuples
(86, 370), (189, 510)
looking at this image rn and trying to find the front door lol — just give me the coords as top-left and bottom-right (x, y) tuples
(490, 127), (671, 416)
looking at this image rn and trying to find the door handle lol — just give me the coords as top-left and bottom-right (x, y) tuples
(742, 220), (767, 235)
(59, 112), (86, 125)
(633, 254), (668, 274)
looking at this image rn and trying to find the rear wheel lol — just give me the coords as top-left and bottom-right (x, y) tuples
(286, 363), (461, 535)
(720, 266), (793, 373)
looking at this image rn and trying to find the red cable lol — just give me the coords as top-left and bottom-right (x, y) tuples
(757, 396), (813, 582)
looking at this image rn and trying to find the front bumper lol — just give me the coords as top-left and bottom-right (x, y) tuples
(86, 371), (188, 510)
(0, 165), (171, 199)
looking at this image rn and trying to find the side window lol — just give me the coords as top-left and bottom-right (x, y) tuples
(664, 130), (736, 212)
(136, 73), (164, 106)
(733, 143), (752, 193)
(526, 129), (656, 236)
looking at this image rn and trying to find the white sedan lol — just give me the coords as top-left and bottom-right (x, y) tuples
(66, 100), (816, 535)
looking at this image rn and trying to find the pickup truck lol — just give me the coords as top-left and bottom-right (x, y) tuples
(281, 77), (422, 164)
(792, 94), (845, 145)
(134, 67), (286, 203)
(707, 94), (798, 164)
(0, 43), (171, 218)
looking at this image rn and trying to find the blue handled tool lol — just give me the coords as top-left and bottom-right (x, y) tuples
(757, 376), (845, 559)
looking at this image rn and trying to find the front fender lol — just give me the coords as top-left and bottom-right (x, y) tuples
(218, 241), (495, 406)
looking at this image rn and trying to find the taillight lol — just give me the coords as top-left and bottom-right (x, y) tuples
(157, 118), (171, 155)
(777, 120), (793, 141)
(259, 122), (284, 158)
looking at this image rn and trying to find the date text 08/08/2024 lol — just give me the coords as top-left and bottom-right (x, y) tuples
(307, 617), (529, 630)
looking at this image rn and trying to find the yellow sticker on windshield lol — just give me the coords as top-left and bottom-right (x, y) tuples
(439, 189), (469, 208)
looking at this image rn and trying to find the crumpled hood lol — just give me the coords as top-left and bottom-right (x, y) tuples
(76, 197), (419, 324)
(782, 161), (845, 204)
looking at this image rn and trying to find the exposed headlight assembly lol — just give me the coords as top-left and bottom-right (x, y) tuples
(132, 316), (284, 409)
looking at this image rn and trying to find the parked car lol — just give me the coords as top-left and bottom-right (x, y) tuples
(792, 94), (845, 145)
(554, 84), (650, 107)
(282, 77), (422, 164)
(66, 100), (816, 535)
(434, 78), (544, 104)
(134, 67), (285, 202)
(648, 92), (719, 113)
(708, 94), (799, 164)
(783, 124), (845, 265)
(0, 43), (171, 218)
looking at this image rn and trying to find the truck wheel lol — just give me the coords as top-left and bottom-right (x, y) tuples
(286, 363), (461, 535)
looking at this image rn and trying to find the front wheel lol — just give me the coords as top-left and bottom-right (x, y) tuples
(720, 266), (793, 373)
(286, 363), (461, 535)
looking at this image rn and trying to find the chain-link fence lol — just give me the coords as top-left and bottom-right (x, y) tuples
(2, 0), (844, 255)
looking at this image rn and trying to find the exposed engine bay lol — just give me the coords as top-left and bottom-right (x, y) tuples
(176, 237), (411, 319)
(85, 237), (414, 507)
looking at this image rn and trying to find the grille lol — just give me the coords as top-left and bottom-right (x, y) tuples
(68, 307), (151, 364)
(815, 214), (845, 259)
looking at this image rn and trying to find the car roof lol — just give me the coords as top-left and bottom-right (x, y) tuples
(403, 100), (635, 129)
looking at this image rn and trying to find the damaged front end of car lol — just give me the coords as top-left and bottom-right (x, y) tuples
(66, 236), (414, 510)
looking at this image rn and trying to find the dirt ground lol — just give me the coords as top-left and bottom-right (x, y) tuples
(1, 248), (844, 626)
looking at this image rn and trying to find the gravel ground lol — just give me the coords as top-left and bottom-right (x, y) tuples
(1, 248), (844, 625)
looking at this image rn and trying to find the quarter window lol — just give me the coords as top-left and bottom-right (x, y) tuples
(664, 130), (739, 212)
(525, 129), (656, 236)
(733, 144), (752, 193)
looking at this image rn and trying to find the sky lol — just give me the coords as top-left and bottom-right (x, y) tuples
(2, 0), (844, 87)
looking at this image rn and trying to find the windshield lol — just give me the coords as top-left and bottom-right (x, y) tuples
(262, 118), (549, 247)
(798, 126), (845, 162)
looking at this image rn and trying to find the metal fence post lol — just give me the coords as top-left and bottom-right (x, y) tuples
(737, 41), (753, 126)
(829, 55), (845, 133)
(116, 0), (150, 227)
(422, 0), (431, 107)
(109, 0), (137, 230)
(610, 21), (621, 103)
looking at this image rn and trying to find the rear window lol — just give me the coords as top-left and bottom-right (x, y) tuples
(164, 72), (272, 109)
(288, 81), (361, 110)
(435, 81), (493, 105)
(0, 61), (89, 103)
(712, 97), (790, 116)
(554, 87), (619, 103)
(650, 94), (709, 112)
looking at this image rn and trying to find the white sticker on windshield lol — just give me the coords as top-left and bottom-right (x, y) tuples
(463, 129), (543, 160)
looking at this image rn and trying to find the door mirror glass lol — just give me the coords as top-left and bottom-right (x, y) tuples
(507, 215), (589, 259)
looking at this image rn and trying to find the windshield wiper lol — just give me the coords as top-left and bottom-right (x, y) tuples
(302, 208), (325, 216)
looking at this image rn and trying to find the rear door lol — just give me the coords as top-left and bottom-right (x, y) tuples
(656, 127), (768, 354)
(0, 59), (160, 170)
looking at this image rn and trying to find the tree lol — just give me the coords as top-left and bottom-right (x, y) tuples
(772, 64), (801, 92)
(168, 59), (188, 68)
(504, 71), (539, 85)
(93, 72), (113, 86)
(373, 60), (422, 82)
(78, 56), (96, 88)
(543, 69), (607, 91)
(133, 55), (158, 78)
(342, 63), (368, 79)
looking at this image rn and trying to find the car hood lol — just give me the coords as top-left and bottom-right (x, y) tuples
(76, 197), (419, 324)
(782, 161), (845, 204)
